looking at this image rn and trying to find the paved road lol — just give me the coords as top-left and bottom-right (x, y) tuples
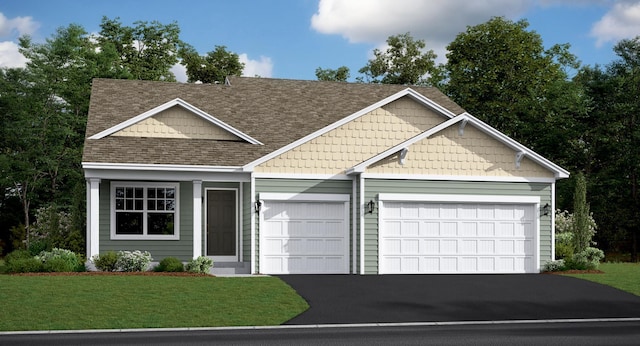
(278, 274), (640, 324)
(3, 320), (640, 346)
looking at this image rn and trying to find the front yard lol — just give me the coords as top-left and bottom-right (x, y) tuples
(562, 262), (640, 296)
(0, 274), (308, 331)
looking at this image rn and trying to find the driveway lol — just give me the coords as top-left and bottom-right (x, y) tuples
(278, 274), (640, 325)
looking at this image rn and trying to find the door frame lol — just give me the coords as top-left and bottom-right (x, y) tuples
(205, 187), (239, 262)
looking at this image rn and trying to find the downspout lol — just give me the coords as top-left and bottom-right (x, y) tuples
(359, 174), (366, 275)
(250, 173), (257, 274)
(352, 176), (357, 274)
(551, 182), (556, 261)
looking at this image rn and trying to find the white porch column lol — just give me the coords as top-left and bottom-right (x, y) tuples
(88, 178), (101, 259)
(193, 180), (203, 259)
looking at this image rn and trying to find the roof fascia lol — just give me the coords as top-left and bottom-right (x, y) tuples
(88, 98), (263, 145)
(242, 87), (456, 171)
(81, 162), (244, 173)
(347, 112), (570, 179)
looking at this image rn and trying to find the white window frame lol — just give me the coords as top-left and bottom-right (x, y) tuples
(110, 182), (180, 240)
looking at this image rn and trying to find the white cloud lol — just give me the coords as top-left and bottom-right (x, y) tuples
(591, 1), (640, 47)
(0, 12), (39, 38)
(0, 41), (28, 68)
(311, 0), (529, 61)
(170, 63), (188, 83)
(239, 54), (273, 78)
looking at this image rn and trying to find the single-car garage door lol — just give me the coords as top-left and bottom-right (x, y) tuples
(260, 194), (350, 274)
(379, 195), (538, 274)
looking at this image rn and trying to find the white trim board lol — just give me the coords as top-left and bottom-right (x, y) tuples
(360, 173), (557, 183)
(243, 88), (458, 171)
(259, 193), (350, 202)
(88, 98), (263, 145)
(378, 193), (540, 204)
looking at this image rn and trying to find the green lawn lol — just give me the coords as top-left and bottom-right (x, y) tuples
(0, 275), (308, 331)
(563, 262), (640, 296)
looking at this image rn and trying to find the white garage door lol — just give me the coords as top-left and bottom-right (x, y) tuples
(260, 195), (349, 274)
(380, 200), (536, 274)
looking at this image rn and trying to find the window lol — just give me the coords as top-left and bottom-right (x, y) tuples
(111, 182), (179, 240)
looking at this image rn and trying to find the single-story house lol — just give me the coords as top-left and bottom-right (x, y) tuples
(82, 77), (568, 275)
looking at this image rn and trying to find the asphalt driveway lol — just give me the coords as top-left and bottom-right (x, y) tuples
(278, 274), (640, 325)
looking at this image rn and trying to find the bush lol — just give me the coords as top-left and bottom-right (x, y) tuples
(155, 257), (184, 272)
(185, 256), (213, 274)
(92, 251), (120, 272)
(542, 259), (566, 272)
(564, 247), (605, 270)
(5, 257), (42, 273)
(37, 248), (84, 272)
(555, 232), (574, 260)
(115, 250), (152, 272)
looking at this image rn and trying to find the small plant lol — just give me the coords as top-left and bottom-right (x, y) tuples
(115, 250), (152, 272)
(4, 249), (42, 273)
(565, 247), (605, 270)
(37, 248), (83, 272)
(155, 257), (184, 272)
(542, 259), (566, 272)
(92, 251), (120, 272)
(185, 256), (213, 274)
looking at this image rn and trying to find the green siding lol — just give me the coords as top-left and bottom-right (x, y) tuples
(255, 178), (354, 273)
(99, 181), (194, 262)
(363, 179), (553, 274)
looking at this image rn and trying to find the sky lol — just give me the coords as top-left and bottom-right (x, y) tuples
(1, 0), (639, 82)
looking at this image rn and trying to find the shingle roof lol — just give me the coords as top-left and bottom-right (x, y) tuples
(82, 77), (466, 166)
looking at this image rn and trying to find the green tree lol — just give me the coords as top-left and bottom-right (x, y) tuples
(180, 45), (244, 83)
(357, 32), (438, 85)
(98, 16), (186, 81)
(445, 17), (582, 148)
(315, 66), (350, 82)
(572, 172), (591, 253)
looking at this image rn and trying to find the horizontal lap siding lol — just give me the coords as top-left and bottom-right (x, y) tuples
(363, 179), (552, 274)
(255, 178), (354, 273)
(99, 180), (194, 262)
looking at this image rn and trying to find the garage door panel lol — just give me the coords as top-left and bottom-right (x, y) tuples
(261, 200), (349, 274)
(380, 201), (536, 274)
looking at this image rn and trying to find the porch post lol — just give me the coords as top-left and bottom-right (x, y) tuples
(193, 180), (202, 259)
(88, 178), (101, 259)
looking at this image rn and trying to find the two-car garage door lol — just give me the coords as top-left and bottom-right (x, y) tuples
(379, 195), (538, 274)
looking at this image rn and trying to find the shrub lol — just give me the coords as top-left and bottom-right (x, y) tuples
(542, 259), (566, 272)
(5, 257), (42, 273)
(555, 232), (574, 260)
(4, 249), (32, 262)
(37, 248), (83, 272)
(564, 247), (604, 270)
(115, 250), (152, 272)
(185, 256), (213, 274)
(92, 251), (120, 272)
(155, 257), (184, 272)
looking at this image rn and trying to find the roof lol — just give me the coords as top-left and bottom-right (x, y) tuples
(82, 77), (465, 166)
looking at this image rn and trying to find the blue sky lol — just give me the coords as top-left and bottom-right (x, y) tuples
(1, 0), (639, 82)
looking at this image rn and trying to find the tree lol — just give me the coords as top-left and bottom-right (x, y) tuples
(315, 66), (350, 82)
(357, 32), (438, 85)
(572, 172), (591, 253)
(180, 45), (244, 83)
(445, 17), (583, 148)
(98, 16), (186, 81)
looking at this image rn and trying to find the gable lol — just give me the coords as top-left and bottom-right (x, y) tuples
(111, 105), (242, 141)
(255, 97), (446, 174)
(367, 123), (554, 178)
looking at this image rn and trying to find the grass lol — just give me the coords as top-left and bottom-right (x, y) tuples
(562, 262), (640, 296)
(0, 275), (308, 331)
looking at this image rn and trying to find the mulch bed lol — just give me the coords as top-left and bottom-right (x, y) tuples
(543, 269), (604, 274)
(10, 271), (214, 277)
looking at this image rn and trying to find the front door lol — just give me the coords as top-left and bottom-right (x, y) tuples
(206, 189), (237, 260)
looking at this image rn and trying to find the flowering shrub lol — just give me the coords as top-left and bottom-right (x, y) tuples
(565, 247), (605, 270)
(555, 209), (597, 242)
(37, 248), (84, 272)
(115, 250), (153, 272)
(92, 251), (120, 272)
(542, 259), (565, 272)
(186, 256), (213, 274)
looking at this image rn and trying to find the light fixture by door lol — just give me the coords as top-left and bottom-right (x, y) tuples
(367, 200), (376, 214)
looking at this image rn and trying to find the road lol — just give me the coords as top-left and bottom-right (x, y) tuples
(2, 320), (640, 346)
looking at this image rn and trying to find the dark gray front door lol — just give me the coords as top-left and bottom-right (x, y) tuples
(206, 190), (236, 257)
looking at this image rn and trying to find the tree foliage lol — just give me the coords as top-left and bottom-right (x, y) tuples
(358, 32), (438, 85)
(315, 66), (350, 82)
(180, 45), (244, 83)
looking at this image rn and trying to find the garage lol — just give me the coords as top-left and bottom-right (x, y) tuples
(259, 193), (350, 274)
(378, 194), (539, 274)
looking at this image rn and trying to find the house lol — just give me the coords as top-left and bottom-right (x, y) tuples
(82, 77), (569, 275)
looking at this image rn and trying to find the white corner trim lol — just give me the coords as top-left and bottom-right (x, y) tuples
(192, 181), (203, 259)
(259, 193), (350, 202)
(242, 88), (457, 171)
(360, 173), (557, 183)
(82, 162), (244, 172)
(378, 193), (540, 204)
(87, 98), (263, 145)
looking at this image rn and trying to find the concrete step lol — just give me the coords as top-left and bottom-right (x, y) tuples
(211, 261), (250, 275)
